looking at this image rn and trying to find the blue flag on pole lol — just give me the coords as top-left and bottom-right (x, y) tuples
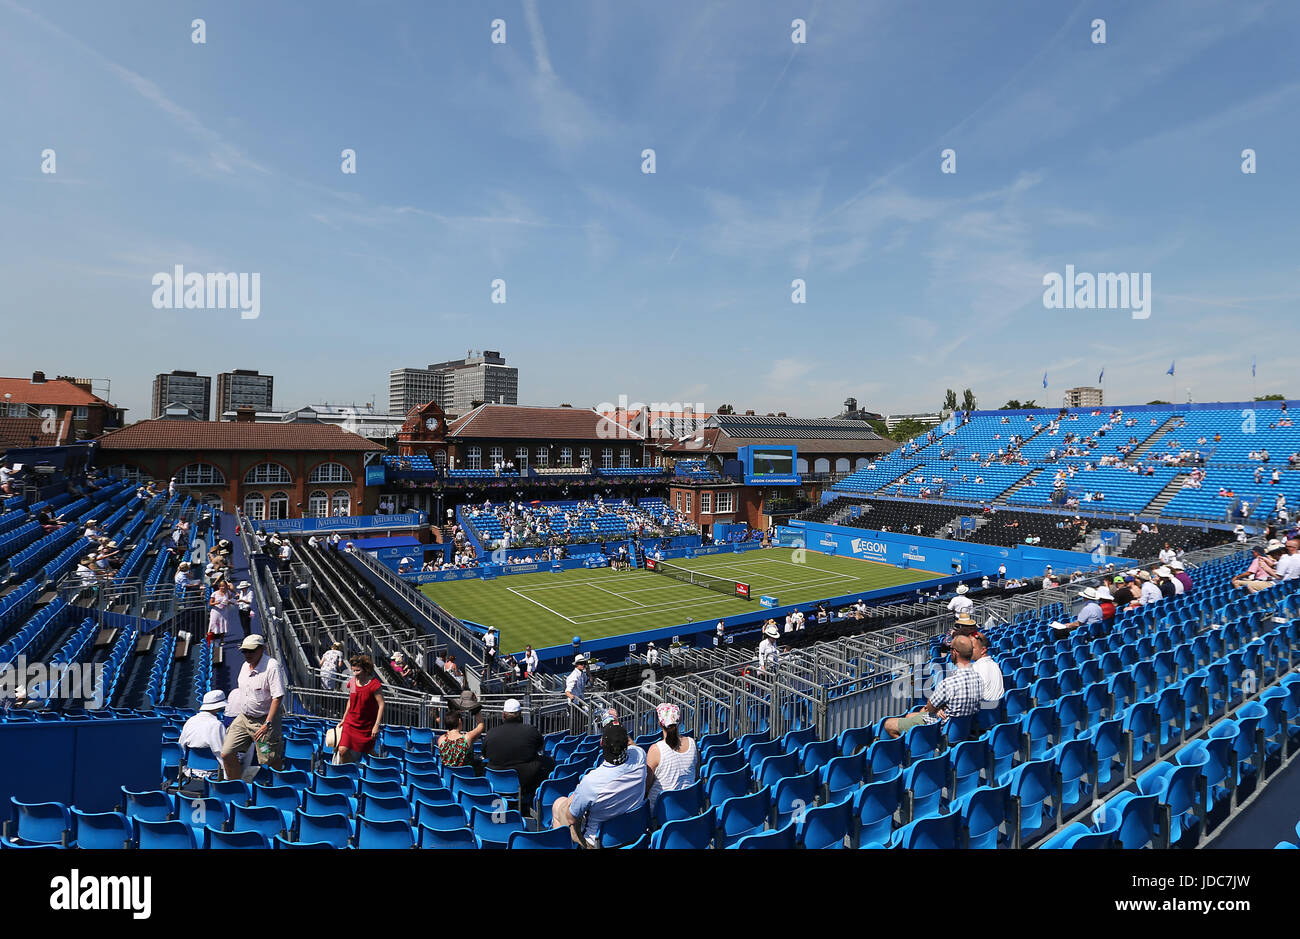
(1042, 372), (1048, 389)
(1167, 361), (1176, 377)
(1098, 367), (1104, 384)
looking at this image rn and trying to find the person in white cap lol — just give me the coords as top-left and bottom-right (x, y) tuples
(757, 623), (781, 676)
(483, 697), (551, 812)
(645, 642), (661, 667)
(178, 690), (229, 783)
(220, 633), (285, 779)
(483, 625), (498, 672)
(565, 654), (589, 703)
(236, 580), (253, 633)
(1155, 566), (1183, 597)
(947, 583), (973, 617)
(1136, 569), (1163, 605)
(1167, 560), (1194, 593)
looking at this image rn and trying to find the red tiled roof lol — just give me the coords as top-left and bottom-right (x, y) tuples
(447, 405), (643, 440)
(0, 377), (113, 408)
(0, 418), (66, 450)
(658, 429), (892, 455)
(97, 419), (382, 451)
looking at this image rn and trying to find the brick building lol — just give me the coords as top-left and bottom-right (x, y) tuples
(0, 372), (125, 451)
(95, 417), (382, 520)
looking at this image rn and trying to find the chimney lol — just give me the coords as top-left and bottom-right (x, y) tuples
(235, 406), (256, 423)
(31, 371), (46, 384)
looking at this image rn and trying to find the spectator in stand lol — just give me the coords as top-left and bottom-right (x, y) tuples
(483, 698), (552, 812)
(333, 654), (386, 764)
(1232, 542), (1283, 592)
(1052, 587), (1104, 635)
(883, 636), (983, 738)
(1095, 585), (1116, 622)
(645, 703), (698, 815)
(207, 579), (238, 642)
(1137, 570), (1163, 605)
(319, 641), (346, 690)
(236, 581), (253, 634)
(443, 653), (463, 688)
(757, 623), (781, 675)
(947, 583), (973, 618)
(565, 654), (589, 703)
(645, 642), (661, 666)
(551, 723), (647, 847)
(219, 634), (285, 779)
(1169, 560), (1194, 593)
(522, 645), (539, 678)
(1158, 543), (1177, 565)
(1275, 538), (1300, 581)
(178, 690), (230, 785)
(969, 634), (1004, 705)
(1155, 566), (1181, 598)
(438, 692), (486, 770)
(483, 625), (498, 672)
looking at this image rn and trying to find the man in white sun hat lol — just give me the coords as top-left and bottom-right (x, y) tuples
(178, 690), (229, 783)
(757, 622), (781, 676)
(565, 654), (589, 704)
(1051, 586), (1104, 635)
(947, 583), (973, 617)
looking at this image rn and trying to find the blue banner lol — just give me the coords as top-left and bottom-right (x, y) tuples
(365, 464), (386, 486)
(258, 511), (426, 533)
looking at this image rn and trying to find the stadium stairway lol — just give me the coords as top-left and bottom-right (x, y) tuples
(1140, 475), (1190, 517)
(993, 468), (1044, 505)
(1124, 415), (1181, 463)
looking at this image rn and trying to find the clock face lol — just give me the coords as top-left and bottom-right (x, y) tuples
(425, 417), (439, 432)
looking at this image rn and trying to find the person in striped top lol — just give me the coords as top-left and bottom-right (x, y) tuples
(645, 703), (697, 813)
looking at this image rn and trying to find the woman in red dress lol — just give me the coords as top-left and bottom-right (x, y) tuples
(335, 655), (386, 764)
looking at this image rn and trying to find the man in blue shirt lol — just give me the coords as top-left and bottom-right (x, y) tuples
(1052, 586), (1104, 635)
(551, 724), (646, 846)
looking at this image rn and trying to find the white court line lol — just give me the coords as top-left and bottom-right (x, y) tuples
(585, 582), (647, 608)
(505, 585), (578, 624)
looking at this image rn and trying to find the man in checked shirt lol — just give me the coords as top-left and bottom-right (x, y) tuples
(884, 635), (984, 739)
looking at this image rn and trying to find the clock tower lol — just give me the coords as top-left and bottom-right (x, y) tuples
(396, 400), (449, 465)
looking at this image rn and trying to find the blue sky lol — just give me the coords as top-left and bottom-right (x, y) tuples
(1, 0), (1297, 422)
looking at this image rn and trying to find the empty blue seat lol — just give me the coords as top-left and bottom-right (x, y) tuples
(7, 798), (71, 846)
(70, 809), (132, 849)
(715, 790), (771, 848)
(732, 821), (797, 849)
(507, 826), (575, 849)
(355, 816), (414, 849)
(203, 827), (272, 849)
(135, 818), (197, 849)
(471, 806), (527, 850)
(294, 810), (353, 848)
(230, 804), (288, 841)
(889, 812), (961, 849)
(653, 778), (705, 827)
(417, 824), (480, 849)
(797, 797), (852, 849)
(650, 812), (714, 849)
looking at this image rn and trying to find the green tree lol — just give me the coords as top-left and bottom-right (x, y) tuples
(960, 389), (977, 411)
(943, 389), (958, 412)
(1000, 400), (1036, 410)
(1146, 400), (1171, 405)
(1254, 394), (1286, 401)
(716, 404), (734, 414)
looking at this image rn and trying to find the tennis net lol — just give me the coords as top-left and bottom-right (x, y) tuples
(645, 557), (751, 600)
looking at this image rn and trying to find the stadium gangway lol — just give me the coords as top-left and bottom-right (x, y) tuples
(337, 538), (487, 667)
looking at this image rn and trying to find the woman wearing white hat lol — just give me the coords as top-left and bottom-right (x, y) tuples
(757, 623), (781, 676)
(207, 580), (238, 641)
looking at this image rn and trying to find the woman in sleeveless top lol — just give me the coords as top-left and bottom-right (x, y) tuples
(437, 707), (485, 768)
(645, 702), (698, 812)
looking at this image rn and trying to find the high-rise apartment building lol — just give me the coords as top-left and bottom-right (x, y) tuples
(216, 369), (274, 414)
(389, 350), (518, 415)
(152, 370), (211, 420)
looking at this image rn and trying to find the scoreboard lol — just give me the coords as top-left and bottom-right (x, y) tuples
(738, 445), (801, 486)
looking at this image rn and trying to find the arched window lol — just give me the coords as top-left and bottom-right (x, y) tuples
(559, 447), (573, 467)
(178, 463), (225, 486)
(308, 490), (329, 517)
(854, 457), (870, 470)
(308, 462), (352, 484)
(202, 494), (223, 511)
(268, 491), (290, 520)
(814, 458), (831, 474)
(835, 458), (851, 473)
(243, 492), (265, 520)
(244, 462), (292, 485)
(466, 447), (482, 470)
(331, 490), (351, 516)
(797, 458), (809, 474)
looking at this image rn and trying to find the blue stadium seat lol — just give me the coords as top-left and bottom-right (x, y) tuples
(203, 827), (272, 849)
(6, 798), (71, 846)
(135, 818), (197, 849)
(355, 816), (415, 849)
(294, 810), (353, 848)
(650, 812), (714, 850)
(69, 809), (132, 849)
(507, 826), (575, 849)
(418, 824), (480, 849)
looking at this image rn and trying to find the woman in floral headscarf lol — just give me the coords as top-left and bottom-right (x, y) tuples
(645, 702), (698, 814)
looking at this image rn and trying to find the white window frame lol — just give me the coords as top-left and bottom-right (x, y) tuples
(466, 447), (482, 470)
(580, 447), (592, 465)
(308, 490), (329, 517)
(620, 448), (632, 468)
(243, 492), (265, 520)
(535, 447), (548, 468)
(308, 462), (353, 484)
(268, 491), (290, 520)
(601, 448), (614, 469)
(515, 447), (529, 470)
(700, 492), (712, 514)
(73, 406), (88, 420)
(244, 462), (292, 485)
(179, 463), (225, 486)
(331, 490), (352, 515)
(489, 447), (504, 466)
(675, 491), (683, 512)
(715, 491), (735, 514)
(559, 447), (573, 468)
(685, 492), (692, 513)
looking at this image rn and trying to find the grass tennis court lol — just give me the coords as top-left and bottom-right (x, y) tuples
(419, 548), (942, 652)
